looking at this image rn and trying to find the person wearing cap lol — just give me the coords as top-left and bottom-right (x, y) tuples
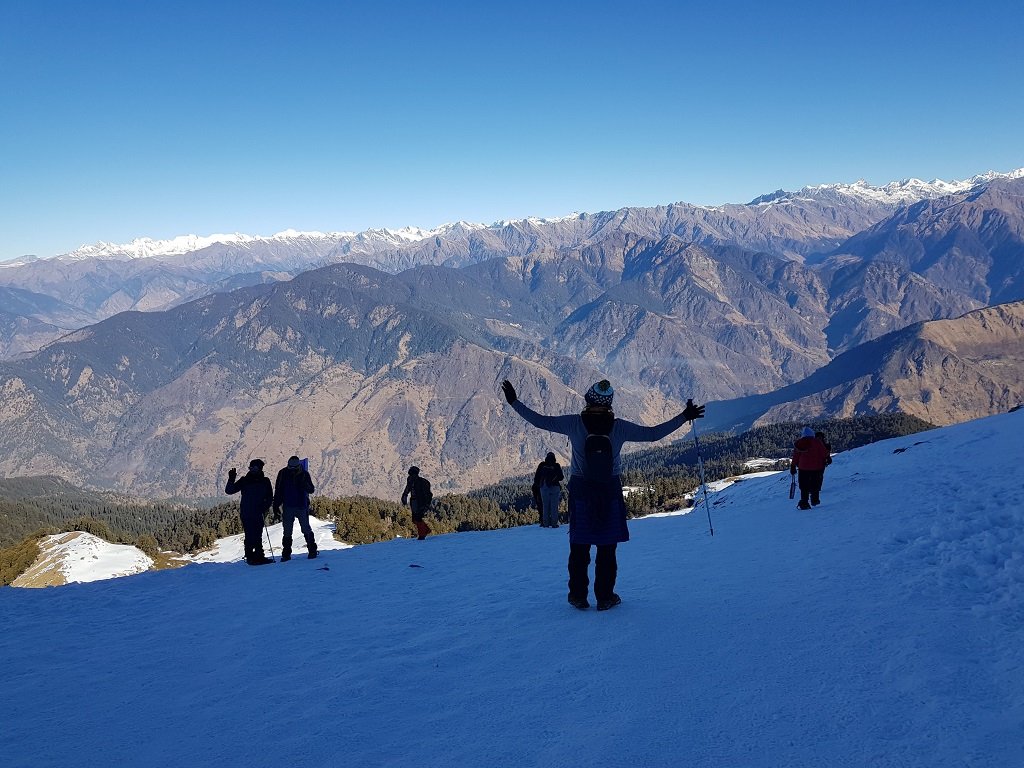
(501, 378), (704, 611)
(532, 452), (565, 528)
(400, 466), (433, 540)
(790, 427), (830, 510)
(225, 459), (275, 565)
(273, 456), (317, 560)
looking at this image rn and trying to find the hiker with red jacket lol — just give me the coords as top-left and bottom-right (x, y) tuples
(502, 378), (704, 611)
(790, 427), (830, 510)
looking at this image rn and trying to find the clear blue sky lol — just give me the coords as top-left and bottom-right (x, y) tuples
(1, 0), (1021, 260)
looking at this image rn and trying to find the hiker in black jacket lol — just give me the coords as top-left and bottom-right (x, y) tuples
(533, 452), (565, 527)
(401, 466), (433, 540)
(273, 456), (317, 561)
(225, 459), (274, 565)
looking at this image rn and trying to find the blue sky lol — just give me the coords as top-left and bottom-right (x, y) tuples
(1, 0), (1021, 260)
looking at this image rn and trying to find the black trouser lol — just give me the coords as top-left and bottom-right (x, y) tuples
(568, 542), (618, 601)
(798, 469), (824, 504)
(241, 510), (265, 560)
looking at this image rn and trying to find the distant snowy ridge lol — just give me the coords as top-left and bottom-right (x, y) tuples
(750, 167), (1024, 207)
(45, 222), (492, 264)
(17, 168), (1018, 266)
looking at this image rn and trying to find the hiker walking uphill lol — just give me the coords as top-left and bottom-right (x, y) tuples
(502, 378), (705, 611)
(790, 427), (830, 510)
(273, 456), (317, 561)
(225, 459), (274, 565)
(533, 452), (564, 528)
(401, 466), (433, 540)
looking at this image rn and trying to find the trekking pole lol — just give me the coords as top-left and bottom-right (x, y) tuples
(691, 419), (714, 536)
(264, 519), (276, 561)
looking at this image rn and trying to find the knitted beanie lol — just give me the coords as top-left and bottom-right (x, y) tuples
(584, 380), (614, 407)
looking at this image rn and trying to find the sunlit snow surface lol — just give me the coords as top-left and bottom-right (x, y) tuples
(12, 531), (153, 586)
(2, 412), (1022, 767)
(186, 515), (352, 563)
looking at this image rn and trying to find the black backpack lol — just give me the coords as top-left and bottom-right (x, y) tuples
(540, 463), (561, 487)
(416, 476), (433, 508)
(583, 433), (614, 482)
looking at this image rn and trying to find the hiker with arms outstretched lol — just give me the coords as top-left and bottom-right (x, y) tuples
(502, 379), (704, 610)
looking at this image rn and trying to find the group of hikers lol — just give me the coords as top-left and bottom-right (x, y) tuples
(224, 456), (317, 565)
(224, 378), (831, 611)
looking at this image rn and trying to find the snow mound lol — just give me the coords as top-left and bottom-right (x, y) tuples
(12, 531), (152, 587)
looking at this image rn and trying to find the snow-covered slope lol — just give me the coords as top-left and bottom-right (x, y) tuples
(10, 531), (152, 587)
(185, 515), (351, 563)
(2, 411), (1022, 767)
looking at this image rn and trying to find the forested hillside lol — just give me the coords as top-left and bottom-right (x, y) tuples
(1, 413), (935, 585)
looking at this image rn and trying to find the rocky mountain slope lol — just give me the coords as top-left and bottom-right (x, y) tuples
(0, 173), (1021, 498)
(702, 301), (1024, 432)
(3, 171), (1018, 359)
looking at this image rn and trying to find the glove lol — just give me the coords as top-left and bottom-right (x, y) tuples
(228, 468), (237, 479)
(682, 399), (705, 421)
(501, 379), (517, 404)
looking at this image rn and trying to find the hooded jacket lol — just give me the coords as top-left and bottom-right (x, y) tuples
(791, 436), (830, 472)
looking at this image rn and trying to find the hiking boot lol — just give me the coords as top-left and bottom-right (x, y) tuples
(567, 594), (590, 610)
(307, 543), (318, 559)
(797, 500), (811, 510)
(247, 556), (274, 565)
(281, 551), (291, 562)
(811, 498), (821, 506)
(597, 594), (622, 611)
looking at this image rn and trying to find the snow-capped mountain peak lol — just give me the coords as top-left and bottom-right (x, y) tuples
(747, 167), (1024, 207)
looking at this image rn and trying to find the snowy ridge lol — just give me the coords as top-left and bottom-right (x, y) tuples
(11, 531), (152, 587)
(2, 411), (1022, 766)
(6, 166), (1020, 265)
(790, 167), (1024, 206)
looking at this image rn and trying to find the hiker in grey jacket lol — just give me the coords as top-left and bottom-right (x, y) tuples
(502, 379), (704, 610)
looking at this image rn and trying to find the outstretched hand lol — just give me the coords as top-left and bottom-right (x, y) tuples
(682, 399), (705, 422)
(501, 379), (517, 404)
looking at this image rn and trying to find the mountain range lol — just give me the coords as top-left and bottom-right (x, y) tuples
(0, 169), (1021, 498)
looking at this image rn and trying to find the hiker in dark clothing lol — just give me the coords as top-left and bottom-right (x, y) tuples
(533, 452), (565, 528)
(791, 427), (830, 510)
(502, 379), (704, 611)
(531, 464), (544, 526)
(225, 459), (274, 565)
(273, 456), (317, 561)
(401, 466), (433, 540)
